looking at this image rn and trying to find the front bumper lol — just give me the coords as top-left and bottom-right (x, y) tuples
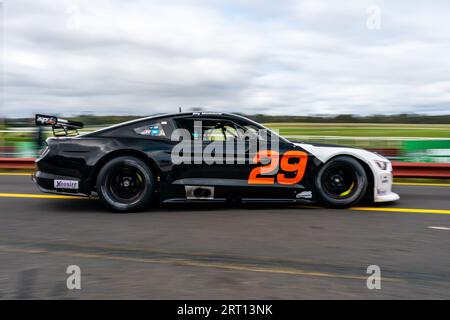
(374, 192), (400, 203)
(373, 171), (400, 203)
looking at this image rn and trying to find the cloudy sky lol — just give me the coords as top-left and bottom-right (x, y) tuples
(1, 0), (450, 117)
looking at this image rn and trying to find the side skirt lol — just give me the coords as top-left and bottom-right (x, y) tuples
(162, 198), (313, 204)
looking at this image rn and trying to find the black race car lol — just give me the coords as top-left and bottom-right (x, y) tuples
(34, 112), (399, 212)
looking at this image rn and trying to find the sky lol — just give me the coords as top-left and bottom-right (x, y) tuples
(1, 0), (450, 117)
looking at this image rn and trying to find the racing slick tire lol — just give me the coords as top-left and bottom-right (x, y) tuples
(96, 156), (155, 212)
(315, 156), (368, 208)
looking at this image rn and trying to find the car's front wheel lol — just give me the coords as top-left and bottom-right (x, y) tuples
(96, 156), (155, 212)
(315, 156), (368, 208)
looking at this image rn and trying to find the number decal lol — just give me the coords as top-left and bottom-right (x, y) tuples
(248, 150), (280, 185)
(248, 150), (308, 185)
(277, 150), (308, 185)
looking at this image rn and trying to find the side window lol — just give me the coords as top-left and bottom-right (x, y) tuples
(202, 126), (224, 141)
(174, 118), (239, 142)
(234, 119), (269, 141)
(134, 121), (168, 137)
(173, 118), (198, 139)
(242, 125), (266, 141)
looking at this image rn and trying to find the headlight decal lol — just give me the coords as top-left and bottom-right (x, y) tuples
(374, 160), (389, 171)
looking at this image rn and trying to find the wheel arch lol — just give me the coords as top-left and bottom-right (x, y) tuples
(90, 149), (161, 192)
(317, 154), (375, 202)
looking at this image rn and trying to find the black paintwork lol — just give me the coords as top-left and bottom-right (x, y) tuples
(35, 113), (322, 203)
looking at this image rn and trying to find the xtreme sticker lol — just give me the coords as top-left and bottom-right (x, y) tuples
(54, 180), (79, 189)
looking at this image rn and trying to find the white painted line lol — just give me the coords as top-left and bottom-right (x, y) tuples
(428, 226), (450, 231)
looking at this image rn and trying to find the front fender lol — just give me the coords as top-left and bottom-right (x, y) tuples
(295, 143), (399, 203)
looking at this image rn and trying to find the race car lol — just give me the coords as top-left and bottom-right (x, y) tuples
(33, 112), (399, 212)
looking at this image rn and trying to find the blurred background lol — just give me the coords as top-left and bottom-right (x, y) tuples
(1, 0), (450, 162)
(2, 114), (450, 164)
(1, 0), (450, 301)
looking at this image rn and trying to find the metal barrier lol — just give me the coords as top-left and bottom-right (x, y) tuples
(0, 158), (36, 169)
(392, 162), (450, 179)
(1, 158), (450, 179)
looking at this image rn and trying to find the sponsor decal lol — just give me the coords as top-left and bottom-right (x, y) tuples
(296, 191), (312, 199)
(192, 112), (222, 116)
(36, 115), (57, 125)
(141, 126), (161, 136)
(54, 179), (79, 190)
(380, 173), (391, 184)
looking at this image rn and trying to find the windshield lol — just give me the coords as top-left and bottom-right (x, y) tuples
(234, 116), (290, 144)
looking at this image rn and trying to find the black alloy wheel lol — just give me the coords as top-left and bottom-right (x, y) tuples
(315, 156), (368, 208)
(96, 156), (154, 212)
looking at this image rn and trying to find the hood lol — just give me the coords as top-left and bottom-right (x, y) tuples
(294, 142), (388, 164)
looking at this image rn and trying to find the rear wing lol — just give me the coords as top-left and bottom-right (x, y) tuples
(35, 114), (84, 137)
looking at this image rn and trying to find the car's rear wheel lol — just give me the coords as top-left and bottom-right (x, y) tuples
(96, 156), (154, 212)
(315, 156), (368, 208)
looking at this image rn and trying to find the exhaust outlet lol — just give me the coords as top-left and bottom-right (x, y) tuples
(185, 186), (214, 200)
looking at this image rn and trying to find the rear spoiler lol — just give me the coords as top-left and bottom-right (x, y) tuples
(35, 114), (83, 137)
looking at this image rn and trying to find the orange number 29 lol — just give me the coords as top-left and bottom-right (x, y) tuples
(277, 150), (308, 185)
(248, 150), (280, 185)
(248, 150), (308, 185)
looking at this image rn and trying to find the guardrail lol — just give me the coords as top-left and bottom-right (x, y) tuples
(0, 158), (36, 169)
(391, 161), (450, 179)
(1, 158), (450, 179)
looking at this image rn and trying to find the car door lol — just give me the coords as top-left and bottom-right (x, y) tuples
(227, 118), (315, 202)
(169, 115), (313, 202)
(169, 116), (244, 200)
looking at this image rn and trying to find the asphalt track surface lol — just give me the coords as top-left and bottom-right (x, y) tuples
(0, 174), (449, 299)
